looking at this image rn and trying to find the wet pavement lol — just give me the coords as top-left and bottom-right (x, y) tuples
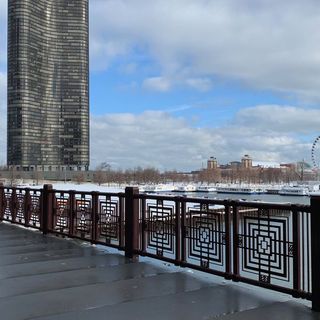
(0, 223), (318, 320)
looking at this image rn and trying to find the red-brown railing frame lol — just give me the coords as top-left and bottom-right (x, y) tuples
(0, 183), (319, 310)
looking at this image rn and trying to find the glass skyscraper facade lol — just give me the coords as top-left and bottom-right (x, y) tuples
(7, 0), (89, 171)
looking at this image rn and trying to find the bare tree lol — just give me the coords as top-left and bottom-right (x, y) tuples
(96, 162), (111, 171)
(163, 170), (180, 184)
(32, 170), (43, 185)
(93, 162), (114, 186)
(9, 166), (17, 187)
(74, 172), (85, 185)
(92, 170), (106, 186)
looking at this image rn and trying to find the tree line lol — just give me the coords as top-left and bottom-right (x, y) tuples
(89, 164), (317, 186)
(0, 163), (317, 186)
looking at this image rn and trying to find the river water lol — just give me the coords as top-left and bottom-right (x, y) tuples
(179, 192), (310, 205)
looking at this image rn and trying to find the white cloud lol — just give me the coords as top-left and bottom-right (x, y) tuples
(91, 111), (218, 169)
(142, 76), (213, 92)
(234, 105), (320, 134)
(119, 63), (137, 75)
(90, 0), (320, 99)
(90, 105), (317, 170)
(90, 38), (130, 71)
(142, 77), (172, 92)
(185, 78), (213, 92)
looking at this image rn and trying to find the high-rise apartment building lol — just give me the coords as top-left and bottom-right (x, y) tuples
(7, 0), (89, 171)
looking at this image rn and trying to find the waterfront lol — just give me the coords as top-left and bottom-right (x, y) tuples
(6, 181), (312, 206)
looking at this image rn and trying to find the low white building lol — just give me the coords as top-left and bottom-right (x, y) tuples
(252, 161), (281, 169)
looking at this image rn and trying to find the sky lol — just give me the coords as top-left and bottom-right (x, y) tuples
(0, 0), (320, 170)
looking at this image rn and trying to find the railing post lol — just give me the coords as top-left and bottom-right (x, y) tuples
(0, 183), (4, 221)
(311, 195), (320, 311)
(69, 191), (76, 237)
(125, 187), (139, 260)
(42, 184), (53, 235)
(140, 197), (147, 254)
(119, 196), (125, 249)
(91, 192), (99, 243)
(10, 188), (17, 223)
(24, 188), (31, 227)
(175, 197), (181, 264)
(224, 201), (232, 279)
(232, 203), (240, 281)
(181, 200), (187, 263)
(292, 206), (301, 297)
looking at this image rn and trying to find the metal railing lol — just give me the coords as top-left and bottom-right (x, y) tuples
(0, 184), (319, 310)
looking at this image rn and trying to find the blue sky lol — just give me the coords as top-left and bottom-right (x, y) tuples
(1, 0), (320, 170)
(91, 63), (286, 124)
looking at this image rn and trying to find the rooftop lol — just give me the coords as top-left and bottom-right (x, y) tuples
(0, 222), (316, 320)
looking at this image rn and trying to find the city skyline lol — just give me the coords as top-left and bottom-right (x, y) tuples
(0, 0), (319, 170)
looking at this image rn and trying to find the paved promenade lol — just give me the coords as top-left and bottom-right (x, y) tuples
(0, 223), (318, 320)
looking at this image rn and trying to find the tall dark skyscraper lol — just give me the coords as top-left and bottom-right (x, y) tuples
(7, 0), (89, 171)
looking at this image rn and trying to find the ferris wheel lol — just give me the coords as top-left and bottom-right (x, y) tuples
(311, 136), (320, 169)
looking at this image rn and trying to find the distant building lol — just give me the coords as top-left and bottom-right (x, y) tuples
(252, 161), (281, 169)
(241, 154), (252, 169)
(207, 157), (218, 170)
(7, 0), (89, 172)
(199, 155), (317, 183)
(230, 161), (241, 169)
(280, 163), (296, 171)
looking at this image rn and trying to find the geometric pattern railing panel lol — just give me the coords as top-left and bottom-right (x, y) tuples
(237, 207), (293, 287)
(15, 189), (26, 224)
(143, 199), (176, 259)
(97, 195), (121, 246)
(53, 192), (71, 235)
(185, 202), (226, 271)
(3, 188), (14, 221)
(74, 194), (93, 239)
(1, 188), (41, 229)
(28, 190), (42, 228)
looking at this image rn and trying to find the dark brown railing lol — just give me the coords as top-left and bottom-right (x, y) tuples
(0, 183), (320, 310)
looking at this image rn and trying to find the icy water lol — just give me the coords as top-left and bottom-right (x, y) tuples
(179, 192), (310, 205)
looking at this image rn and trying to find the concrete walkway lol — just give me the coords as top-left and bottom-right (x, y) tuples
(0, 223), (317, 320)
